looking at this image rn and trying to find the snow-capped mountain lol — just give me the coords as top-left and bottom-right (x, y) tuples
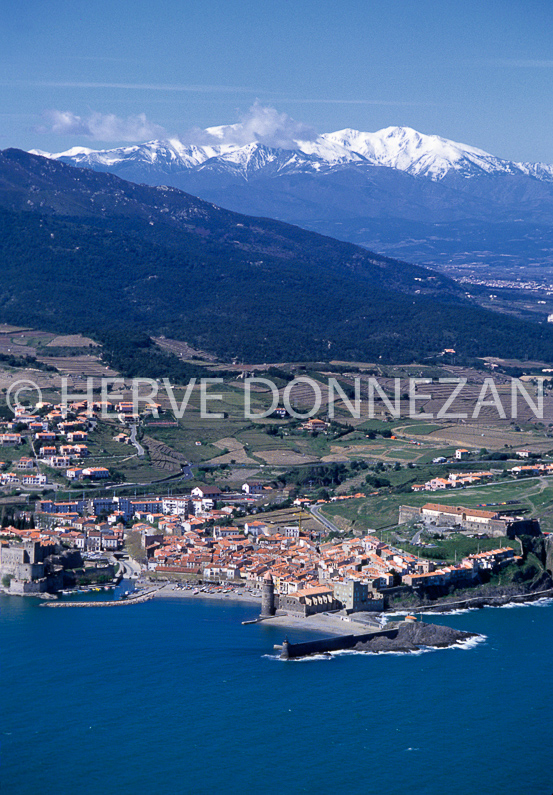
(320, 127), (518, 179)
(31, 124), (553, 182)
(29, 123), (553, 274)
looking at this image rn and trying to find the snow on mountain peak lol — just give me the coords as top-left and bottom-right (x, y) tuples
(29, 122), (553, 183)
(317, 125), (506, 179)
(30, 145), (98, 158)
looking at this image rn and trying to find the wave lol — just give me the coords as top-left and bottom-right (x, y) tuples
(329, 644), (466, 657)
(262, 653), (332, 662)
(486, 597), (553, 609)
(265, 634), (487, 661)
(385, 606), (479, 618)
(529, 597), (553, 607)
(418, 607), (478, 616)
(293, 654), (333, 662)
(387, 596), (553, 616)
(450, 634), (487, 650)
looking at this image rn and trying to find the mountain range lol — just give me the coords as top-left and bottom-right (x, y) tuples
(32, 124), (553, 183)
(2, 147), (553, 366)
(32, 125), (553, 274)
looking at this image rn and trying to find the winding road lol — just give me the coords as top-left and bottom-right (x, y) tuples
(410, 527), (424, 545)
(129, 424), (145, 457)
(310, 503), (344, 535)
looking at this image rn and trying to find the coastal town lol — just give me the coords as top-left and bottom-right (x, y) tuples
(1, 391), (552, 615)
(6, 8), (553, 793)
(0, 477), (528, 614)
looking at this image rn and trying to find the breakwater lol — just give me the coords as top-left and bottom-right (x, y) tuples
(280, 626), (398, 659)
(42, 589), (159, 607)
(278, 620), (477, 658)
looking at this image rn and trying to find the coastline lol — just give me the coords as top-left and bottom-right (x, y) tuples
(150, 584), (385, 636)
(147, 580), (553, 629)
(150, 583), (261, 605)
(149, 579), (553, 616)
(386, 586), (553, 615)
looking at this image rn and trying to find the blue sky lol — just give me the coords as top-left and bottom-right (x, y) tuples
(2, 0), (553, 161)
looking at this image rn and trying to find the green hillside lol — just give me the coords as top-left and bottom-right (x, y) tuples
(1, 148), (553, 365)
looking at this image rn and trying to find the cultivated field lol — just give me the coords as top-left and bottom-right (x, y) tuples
(320, 474), (553, 533)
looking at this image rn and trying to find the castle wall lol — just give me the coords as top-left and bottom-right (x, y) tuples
(399, 505), (422, 524)
(9, 578), (48, 594)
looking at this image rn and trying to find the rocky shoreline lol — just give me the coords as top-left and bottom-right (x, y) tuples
(387, 584), (553, 615)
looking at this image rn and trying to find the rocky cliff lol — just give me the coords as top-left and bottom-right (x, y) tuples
(354, 621), (476, 653)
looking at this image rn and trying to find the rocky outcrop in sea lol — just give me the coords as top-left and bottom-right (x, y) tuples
(354, 621), (476, 653)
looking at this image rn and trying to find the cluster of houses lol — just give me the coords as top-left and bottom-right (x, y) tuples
(510, 461), (553, 476)
(0, 509), (522, 605)
(35, 485), (407, 602)
(60, 522), (124, 553)
(1, 522), (125, 555)
(0, 455), (48, 487)
(141, 520), (520, 612)
(5, 479), (524, 608)
(147, 529), (406, 602)
(412, 470), (495, 492)
(402, 546), (518, 588)
(413, 459), (553, 493)
(35, 481), (268, 529)
(0, 399), (149, 485)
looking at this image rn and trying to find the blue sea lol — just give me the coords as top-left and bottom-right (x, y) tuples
(1, 592), (552, 795)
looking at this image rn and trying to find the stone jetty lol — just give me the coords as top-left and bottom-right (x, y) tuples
(42, 589), (160, 607)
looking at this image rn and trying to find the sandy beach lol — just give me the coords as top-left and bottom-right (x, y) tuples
(257, 612), (383, 636)
(150, 582), (261, 605)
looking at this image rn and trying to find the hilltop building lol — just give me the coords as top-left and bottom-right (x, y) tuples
(399, 502), (541, 537)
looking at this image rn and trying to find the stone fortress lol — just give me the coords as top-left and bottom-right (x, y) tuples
(399, 502), (541, 537)
(0, 539), (84, 594)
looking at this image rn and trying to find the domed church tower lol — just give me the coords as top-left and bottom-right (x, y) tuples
(260, 571), (275, 618)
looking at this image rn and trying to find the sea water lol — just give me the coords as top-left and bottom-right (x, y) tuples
(1, 594), (551, 795)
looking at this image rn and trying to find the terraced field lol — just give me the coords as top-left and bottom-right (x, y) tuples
(35, 354), (118, 379)
(45, 335), (99, 348)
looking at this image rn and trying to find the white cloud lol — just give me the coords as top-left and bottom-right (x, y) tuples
(37, 103), (318, 149)
(184, 102), (318, 149)
(38, 110), (166, 141)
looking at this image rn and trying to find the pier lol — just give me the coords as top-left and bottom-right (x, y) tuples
(41, 589), (160, 607)
(278, 626), (399, 659)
